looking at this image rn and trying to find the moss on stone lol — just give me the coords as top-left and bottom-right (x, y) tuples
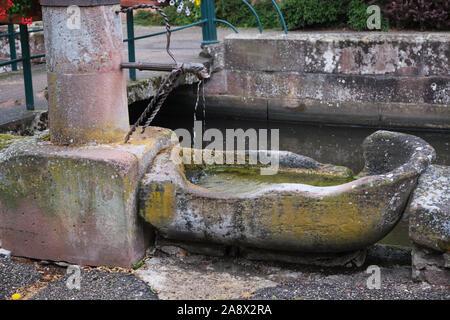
(0, 134), (24, 149)
(185, 166), (355, 193)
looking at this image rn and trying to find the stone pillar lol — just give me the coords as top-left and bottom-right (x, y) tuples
(41, 0), (129, 145)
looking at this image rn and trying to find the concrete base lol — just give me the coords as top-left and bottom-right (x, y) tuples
(0, 127), (173, 267)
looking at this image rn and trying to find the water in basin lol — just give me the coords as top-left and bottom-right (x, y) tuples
(186, 166), (355, 193)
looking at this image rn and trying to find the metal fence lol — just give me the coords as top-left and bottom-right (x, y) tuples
(124, 0), (288, 80)
(0, 24), (44, 111)
(0, 0), (288, 109)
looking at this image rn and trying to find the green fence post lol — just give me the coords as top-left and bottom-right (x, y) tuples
(126, 10), (137, 81)
(8, 24), (18, 71)
(201, 0), (218, 46)
(19, 24), (34, 111)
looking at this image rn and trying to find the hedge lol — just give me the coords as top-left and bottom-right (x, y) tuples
(134, 0), (448, 31)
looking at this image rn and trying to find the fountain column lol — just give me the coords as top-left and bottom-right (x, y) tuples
(41, 0), (129, 144)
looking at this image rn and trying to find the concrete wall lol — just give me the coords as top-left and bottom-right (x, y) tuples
(200, 32), (450, 129)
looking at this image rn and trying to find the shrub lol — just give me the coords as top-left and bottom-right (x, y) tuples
(279, 0), (348, 30)
(134, 2), (202, 27)
(370, 0), (449, 30)
(133, 0), (448, 31)
(5, 0), (40, 16)
(134, 0), (281, 29)
(347, 0), (371, 30)
(347, 0), (389, 31)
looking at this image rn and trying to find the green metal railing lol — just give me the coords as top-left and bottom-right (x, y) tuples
(0, 25), (44, 111)
(1, 1), (288, 108)
(124, 0), (288, 80)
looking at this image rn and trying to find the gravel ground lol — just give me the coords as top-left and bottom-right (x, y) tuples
(0, 255), (42, 299)
(249, 266), (450, 300)
(30, 270), (158, 300)
(1, 245), (449, 300)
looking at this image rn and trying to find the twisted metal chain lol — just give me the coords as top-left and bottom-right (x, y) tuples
(140, 68), (183, 132)
(124, 64), (209, 143)
(118, 4), (176, 64)
(119, 4), (210, 143)
(124, 67), (182, 143)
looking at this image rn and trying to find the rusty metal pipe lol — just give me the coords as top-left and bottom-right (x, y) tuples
(121, 62), (210, 79)
(121, 62), (179, 72)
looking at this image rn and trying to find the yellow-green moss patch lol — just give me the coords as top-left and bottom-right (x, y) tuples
(0, 134), (25, 149)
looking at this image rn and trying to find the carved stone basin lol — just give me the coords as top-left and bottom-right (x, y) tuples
(139, 131), (435, 254)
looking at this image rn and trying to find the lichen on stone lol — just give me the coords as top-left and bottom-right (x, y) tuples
(0, 134), (25, 149)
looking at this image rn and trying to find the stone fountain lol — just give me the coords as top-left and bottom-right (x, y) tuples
(0, 0), (442, 271)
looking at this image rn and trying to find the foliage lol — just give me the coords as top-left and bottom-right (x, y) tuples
(279, 0), (349, 30)
(135, 1), (202, 26)
(5, 0), (39, 17)
(347, 0), (388, 31)
(134, 0), (448, 31)
(369, 0), (449, 30)
(347, 0), (371, 30)
(131, 261), (144, 270)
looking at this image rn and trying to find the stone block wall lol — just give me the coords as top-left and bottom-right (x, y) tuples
(200, 32), (450, 129)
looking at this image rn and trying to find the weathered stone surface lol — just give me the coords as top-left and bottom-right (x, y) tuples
(156, 237), (227, 257)
(201, 43), (225, 73)
(0, 127), (173, 267)
(126, 70), (205, 105)
(139, 131), (435, 256)
(191, 33), (450, 129)
(272, 151), (319, 170)
(43, 5), (129, 145)
(225, 36), (305, 72)
(196, 68), (450, 128)
(240, 247), (367, 267)
(407, 165), (450, 253)
(411, 244), (450, 286)
(268, 98), (381, 126)
(0, 134), (24, 150)
(199, 95), (268, 121)
(422, 41), (450, 76)
(379, 103), (450, 129)
(225, 32), (449, 76)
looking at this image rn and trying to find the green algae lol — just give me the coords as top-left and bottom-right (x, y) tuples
(0, 134), (25, 149)
(185, 166), (355, 193)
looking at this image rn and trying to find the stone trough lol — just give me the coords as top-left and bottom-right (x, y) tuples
(139, 130), (435, 264)
(0, 1), (444, 270)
